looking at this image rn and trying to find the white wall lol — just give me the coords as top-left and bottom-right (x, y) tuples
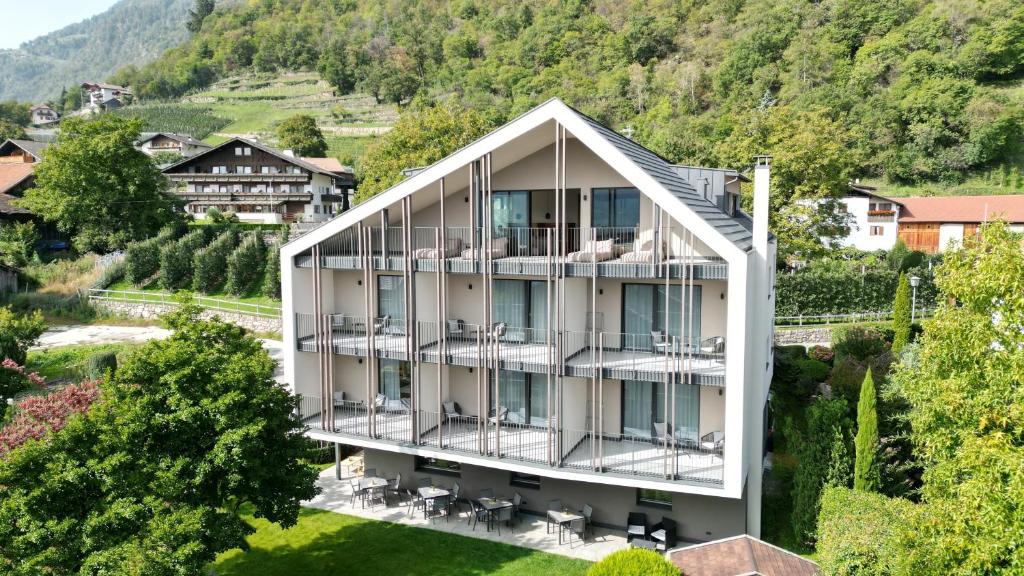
(939, 223), (965, 251)
(833, 196), (899, 251)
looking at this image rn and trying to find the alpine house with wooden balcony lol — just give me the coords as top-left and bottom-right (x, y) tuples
(281, 98), (776, 541)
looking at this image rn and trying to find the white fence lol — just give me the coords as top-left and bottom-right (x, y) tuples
(87, 288), (282, 319)
(775, 308), (936, 327)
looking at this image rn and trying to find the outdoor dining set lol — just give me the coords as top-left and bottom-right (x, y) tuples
(347, 469), (601, 546)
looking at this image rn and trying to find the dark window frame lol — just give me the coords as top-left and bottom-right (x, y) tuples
(636, 488), (673, 509)
(415, 456), (462, 477)
(509, 472), (542, 490)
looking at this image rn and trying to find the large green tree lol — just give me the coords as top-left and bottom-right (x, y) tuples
(0, 306), (320, 574)
(0, 307), (46, 366)
(18, 116), (179, 253)
(276, 114), (327, 157)
(853, 368), (880, 492)
(891, 272), (912, 354)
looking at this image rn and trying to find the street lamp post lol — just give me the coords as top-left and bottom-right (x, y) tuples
(910, 275), (921, 324)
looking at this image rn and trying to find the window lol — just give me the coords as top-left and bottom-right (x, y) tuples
(234, 147), (242, 156)
(870, 226), (884, 236)
(637, 488), (672, 509)
(244, 147), (252, 156)
(377, 275), (405, 323)
(510, 472), (541, 490)
(378, 359), (410, 402)
(869, 202), (893, 212)
(415, 456), (461, 476)
(622, 283), (702, 349)
(725, 192), (739, 216)
(592, 187), (640, 231)
(622, 381), (699, 441)
(492, 279), (548, 341)
(489, 371), (551, 426)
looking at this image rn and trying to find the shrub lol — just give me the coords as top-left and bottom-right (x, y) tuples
(159, 228), (209, 290)
(791, 396), (851, 545)
(891, 273), (911, 355)
(0, 221), (40, 267)
(809, 345), (834, 363)
(124, 224), (183, 285)
(817, 487), (915, 576)
(776, 266), (937, 317)
(832, 326), (889, 364)
(193, 229), (239, 294)
(830, 353), (893, 407)
(263, 241), (281, 299)
(797, 358), (830, 386)
(87, 351), (118, 379)
(0, 307), (46, 365)
(0, 359), (45, 400)
(226, 233), (265, 296)
(587, 548), (680, 576)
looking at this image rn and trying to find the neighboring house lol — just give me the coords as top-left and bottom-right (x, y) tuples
(830, 187), (1024, 253)
(162, 138), (354, 224)
(80, 82), (133, 110)
(0, 139), (46, 227)
(0, 263), (17, 293)
(29, 104), (59, 126)
(281, 98), (776, 541)
(669, 534), (820, 576)
(136, 132), (212, 159)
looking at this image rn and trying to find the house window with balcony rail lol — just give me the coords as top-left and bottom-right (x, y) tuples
(622, 381), (699, 443)
(622, 283), (702, 350)
(489, 370), (550, 426)
(377, 275), (405, 324)
(592, 187), (640, 242)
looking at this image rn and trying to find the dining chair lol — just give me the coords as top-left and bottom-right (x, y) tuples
(495, 506), (514, 535)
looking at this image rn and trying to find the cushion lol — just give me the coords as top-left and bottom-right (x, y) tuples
(333, 391), (345, 403)
(443, 401), (456, 415)
(619, 250), (655, 263)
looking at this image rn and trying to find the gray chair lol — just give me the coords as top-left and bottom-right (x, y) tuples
(651, 331), (671, 354)
(512, 492), (524, 523)
(426, 495), (449, 523)
(447, 319), (466, 339)
(478, 488), (495, 499)
(546, 499), (562, 533)
(581, 503), (594, 536)
(373, 315), (391, 334)
(386, 473), (402, 504)
(469, 500), (489, 531)
(566, 517), (586, 547)
(405, 488), (424, 515)
(494, 505), (514, 535)
(349, 478), (364, 508)
(701, 431), (725, 453)
(492, 322), (507, 339)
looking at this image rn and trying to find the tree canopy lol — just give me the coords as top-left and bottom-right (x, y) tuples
(277, 114), (327, 157)
(17, 115), (180, 253)
(0, 308), (320, 574)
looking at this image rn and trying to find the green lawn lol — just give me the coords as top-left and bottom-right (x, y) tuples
(213, 507), (591, 576)
(104, 279), (281, 316)
(26, 342), (142, 381)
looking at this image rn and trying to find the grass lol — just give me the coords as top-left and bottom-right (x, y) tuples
(25, 342), (142, 381)
(104, 279), (281, 316)
(213, 507), (590, 576)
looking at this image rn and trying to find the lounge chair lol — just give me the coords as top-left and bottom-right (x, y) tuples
(700, 336), (725, 356)
(460, 237), (508, 259)
(701, 431), (725, 453)
(413, 238), (462, 259)
(651, 517), (678, 551)
(446, 319), (466, 339)
(626, 512), (647, 543)
(567, 238), (614, 262)
(332, 391), (346, 408)
(619, 239), (659, 263)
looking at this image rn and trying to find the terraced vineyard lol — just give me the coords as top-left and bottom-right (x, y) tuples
(110, 104), (231, 140)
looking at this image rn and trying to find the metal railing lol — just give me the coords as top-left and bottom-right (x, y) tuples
(327, 314), (370, 355)
(296, 394), (322, 429)
(562, 331), (724, 382)
(375, 402), (413, 442)
(334, 401), (371, 437)
(490, 420), (554, 464)
(560, 428), (724, 484)
(775, 308), (936, 327)
(295, 312), (317, 351)
(88, 288), (281, 318)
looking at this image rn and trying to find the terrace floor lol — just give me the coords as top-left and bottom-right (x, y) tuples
(304, 465), (630, 563)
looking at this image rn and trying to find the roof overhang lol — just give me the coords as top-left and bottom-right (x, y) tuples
(282, 99), (748, 264)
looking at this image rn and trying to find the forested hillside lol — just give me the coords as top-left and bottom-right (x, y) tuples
(0, 0), (191, 102)
(113, 0), (1023, 191)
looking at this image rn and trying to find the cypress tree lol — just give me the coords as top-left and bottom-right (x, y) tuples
(892, 272), (911, 354)
(853, 369), (880, 492)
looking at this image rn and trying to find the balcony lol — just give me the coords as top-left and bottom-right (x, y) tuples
(296, 315), (726, 385)
(295, 226), (728, 280)
(297, 398), (724, 486)
(867, 210), (896, 223)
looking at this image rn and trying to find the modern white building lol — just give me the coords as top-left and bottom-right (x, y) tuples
(136, 132), (212, 159)
(281, 99), (775, 542)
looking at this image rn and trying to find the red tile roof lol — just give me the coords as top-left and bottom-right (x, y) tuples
(896, 195), (1024, 224)
(301, 157), (350, 174)
(0, 163), (34, 195)
(669, 535), (820, 576)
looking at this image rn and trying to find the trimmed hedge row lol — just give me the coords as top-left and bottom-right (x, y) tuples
(263, 242), (281, 299)
(227, 233), (266, 296)
(817, 487), (916, 576)
(123, 225), (184, 286)
(192, 229), (239, 294)
(776, 266), (937, 316)
(159, 228), (210, 290)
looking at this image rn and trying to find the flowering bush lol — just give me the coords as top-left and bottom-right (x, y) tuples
(0, 380), (100, 455)
(0, 359), (45, 399)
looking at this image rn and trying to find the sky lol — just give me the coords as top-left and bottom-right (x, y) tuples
(0, 0), (121, 49)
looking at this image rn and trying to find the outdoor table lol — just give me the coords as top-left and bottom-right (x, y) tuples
(546, 509), (584, 544)
(359, 477), (389, 508)
(477, 496), (514, 532)
(418, 486), (451, 519)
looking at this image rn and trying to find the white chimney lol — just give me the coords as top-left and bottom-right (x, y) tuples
(753, 155), (771, 259)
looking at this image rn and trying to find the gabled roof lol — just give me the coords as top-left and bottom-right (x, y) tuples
(0, 164), (35, 197)
(0, 139), (48, 162)
(284, 98), (757, 259)
(302, 157), (352, 175)
(137, 132), (211, 148)
(896, 194), (1024, 224)
(669, 535), (820, 576)
(162, 137), (342, 179)
(29, 104), (54, 112)
(81, 81), (130, 92)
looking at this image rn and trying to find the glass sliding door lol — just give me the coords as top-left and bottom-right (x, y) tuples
(377, 275), (405, 324)
(492, 190), (529, 256)
(490, 370), (528, 424)
(592, 187), (640, 244)
(622, 380), (654, 437)
(622, 284), (702, 350)
(529, 376), (549, 426)
(623, 284), (656, 350)
(379, 359), (411, 402)
(492, 280), (547, 343)
(528, 280), (548, 343)
(624, 380), (700, 441)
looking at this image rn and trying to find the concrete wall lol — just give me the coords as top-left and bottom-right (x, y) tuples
(834, 196), (899, 251)
(361, 448), (746, 542)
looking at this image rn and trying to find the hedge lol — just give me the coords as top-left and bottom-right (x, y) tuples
(263, 242), (281, 299)
(123, 225), (182, 286)
(817, 487), (915, 576)
(776, 266), (937, 316)
(159, 228), (209, 290)
(192, 229), (239, 294)
(587, 548), (679, 576)
(226, 233), (266, 296)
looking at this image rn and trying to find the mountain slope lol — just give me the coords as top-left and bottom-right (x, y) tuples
(0, 0), (191, 102)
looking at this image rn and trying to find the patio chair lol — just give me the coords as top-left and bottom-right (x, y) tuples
(567, 238), (614, 263)
(653, 422), (668, 440)
(512, 493), (524, 524)
(494, 505), (514, 535)
(386, 473), (402, 504)
(581, 504), (594, 536)
(491, 322), (507, 339)
(488, 406), (509, 425)
(626, 512), (647, 543)
(426, 495), (449, 523)
(700, 431), (725, 453)
(405, 489), (424, 515)
(349, 478), (364, 508)
(566, 517), (586, 547)
(332, 390), (346, 409)
(619, 239), (658, 263)
(545, 499), (562, 533)
(373, 315), (391, 334)
(366, 486), (386, 510)
(449, 482), (468, 517)
(442, 400), (462, 422)
(651, 517), (678, 551)
(651, 331), (672, 354)
(699, 336), (725, 356)
(446, 319), (466, 339)
(469, 500), (489, 531)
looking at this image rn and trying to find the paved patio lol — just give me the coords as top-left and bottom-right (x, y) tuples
(302, 463), (631, 562)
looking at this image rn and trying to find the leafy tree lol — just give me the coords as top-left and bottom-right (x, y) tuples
(0, 307), (46, 365)
(0, 119), (26, 141)
(276, 114), (327, 157)
(17, 116), (179, 253)
(358, 101), (496, 201)
(318, 37), (357, 94)
(186, 0), (216, 34)
(0, 221), (40, 267)
(854, 369), (880, 492)
(0, 309), (320, 574)
(891, 272), (911, 354)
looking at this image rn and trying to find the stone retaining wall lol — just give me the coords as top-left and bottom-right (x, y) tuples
(92, 300), (281, 334)
(774, 327), (833, 346)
